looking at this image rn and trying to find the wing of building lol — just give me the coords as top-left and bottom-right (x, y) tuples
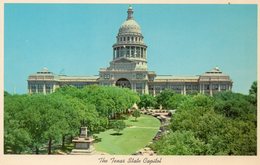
(27, 5), (233, 96)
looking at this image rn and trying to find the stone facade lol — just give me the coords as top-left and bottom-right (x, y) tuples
(27, 5), (232, 96)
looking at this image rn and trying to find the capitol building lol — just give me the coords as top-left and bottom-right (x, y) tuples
(28, 6), (233, 96)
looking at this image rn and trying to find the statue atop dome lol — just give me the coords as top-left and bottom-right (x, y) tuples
(127, 5), (134, 20)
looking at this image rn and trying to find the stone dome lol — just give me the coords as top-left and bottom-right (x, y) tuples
(118, 5), (142, 35)
(119, 19), (141, 34)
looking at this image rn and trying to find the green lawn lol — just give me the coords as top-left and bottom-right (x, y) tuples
(94, 115), (160, 155)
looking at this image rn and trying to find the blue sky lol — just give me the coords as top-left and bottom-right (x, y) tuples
(4, 4), (257, 94)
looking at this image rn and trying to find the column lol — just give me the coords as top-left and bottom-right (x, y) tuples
(153, 85), (155, 96)
(43, 83), (46, 95)
(134, 47), (136, 58)
(202, 84), (205, 94)
(183, 83), (186, 95)
(129, 46), (132, 57)
(133, 83), (136, 92)
(53, 84), (56, 92)
(209, 83), (213, 96)
(36, 84), (38, 93)
(218, 83), (221, 92)
(144, 82), (149, 94)
(28, 84), (31, 94)
(123, 46), (126, 57)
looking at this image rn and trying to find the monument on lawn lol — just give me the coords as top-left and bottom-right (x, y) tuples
(70, 127), (95, 155)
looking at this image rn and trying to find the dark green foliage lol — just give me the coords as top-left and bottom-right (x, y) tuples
(151, 89), (257, 155)
(4, 85), (140, 154)
(132, 109), (141, 121)
(213, 91), (256, 122)
(110, 120), (126, 134)
(249, 81), (257, 105)
(151, 131), (205, 155)
(167, 93), (189, 109)
(4, 94), (32, 154)
(249, 81), (257, 96)
(4, 82), (257, 155)
(4, 91), (11, 97)
(138, 94), (157, 109)
(155, 89), (175, 109)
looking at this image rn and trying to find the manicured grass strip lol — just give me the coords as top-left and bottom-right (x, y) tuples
(94, 115), (160, 155)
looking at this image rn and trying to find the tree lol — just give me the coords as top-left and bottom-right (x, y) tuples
(4, 91), (11, 97)
(167, 94), (188, 110)
(249, 81), (257, 105)
(161, 93), (257, 155)
(4, 94), (32, 154)
(110, 120), (126, 135)
(138, 94), (156, 109)
(214, 91), (256, 121)
(155, 89), (175, 109)
(151, 131), (204, 155)
(249, 81), (257, 96)
(132, 109), (141, 121)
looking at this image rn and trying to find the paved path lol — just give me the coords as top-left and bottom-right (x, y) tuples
(128, 126), (158, 129)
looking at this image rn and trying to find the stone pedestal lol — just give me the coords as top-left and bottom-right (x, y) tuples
(71, 127), (95, 155)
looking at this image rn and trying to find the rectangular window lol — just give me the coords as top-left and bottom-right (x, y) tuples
(38, 84), (43, 93)
(192, 85), (199, 90)
(104, 74), (110, 79)
(116, 48), (119, 58)
(136, 83), (143, 89)
(46, 84), (53, 93)
(126, 46), (130, 57)
(136, 47), (140, 57)
(131, 47), (135, 57)
(212, 84), (219, 90)
(31, 85), (36, 93)
(186, 85), (192, 90)
(204, 84), (210, 90)
(220, 84), (227, 90)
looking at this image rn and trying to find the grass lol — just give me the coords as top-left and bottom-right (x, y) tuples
(94, 114), (160, 155)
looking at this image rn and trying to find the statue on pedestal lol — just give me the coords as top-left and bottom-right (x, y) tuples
(70, 127), (95, 155)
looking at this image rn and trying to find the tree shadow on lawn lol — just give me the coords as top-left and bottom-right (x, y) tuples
(130, 120), (138, 122)
(93, 136), (102, 143)
(110, 133), (123, 136)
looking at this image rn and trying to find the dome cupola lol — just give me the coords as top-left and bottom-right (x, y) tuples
(118, 5), (142, 35)
(112, 5), (147, 65)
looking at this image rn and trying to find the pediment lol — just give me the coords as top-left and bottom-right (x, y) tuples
(112, 58), (134, 63)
